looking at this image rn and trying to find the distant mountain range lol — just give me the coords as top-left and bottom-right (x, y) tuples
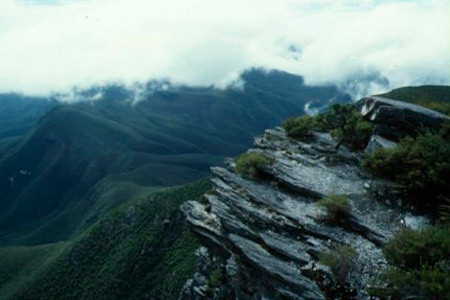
(0, 69), (350, 246)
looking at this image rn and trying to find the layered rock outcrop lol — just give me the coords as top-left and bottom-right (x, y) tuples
(180, 97), (432, 300)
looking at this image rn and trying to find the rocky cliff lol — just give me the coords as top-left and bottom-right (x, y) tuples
(179, 96), (446, 300)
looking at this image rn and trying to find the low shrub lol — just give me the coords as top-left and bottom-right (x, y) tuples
(370, 226), (450, 299)
(282, 115), (316, 140)
(235, 152), (273, 178)
(383, 226), (450, 270)
(317, 195), (351, 224)
(319, 245), (357, 284)
(377, 264), (450, 299)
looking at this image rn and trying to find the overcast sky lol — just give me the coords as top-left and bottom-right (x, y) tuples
(1, 0), (449, 97)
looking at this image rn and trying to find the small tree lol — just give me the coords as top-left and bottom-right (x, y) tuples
(331, 112), (373, 150)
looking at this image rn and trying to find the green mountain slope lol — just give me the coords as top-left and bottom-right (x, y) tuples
(0, 242), (67, 300)
(0, 180), (210, 300)
(0, 69), (350, 245)
(0, 94), (56, 141)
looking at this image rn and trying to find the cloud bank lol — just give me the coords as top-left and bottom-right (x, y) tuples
(1, 0), (449, 97)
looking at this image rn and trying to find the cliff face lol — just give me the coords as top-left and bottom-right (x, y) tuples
(179, 96), (443, 300)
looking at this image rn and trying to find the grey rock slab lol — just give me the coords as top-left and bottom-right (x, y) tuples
(260, 230), (312, 264)
(361, 96), (449, 120)
(228, 234), (325, 300)
(270, 158), (366, 198)
(364, 134), (397, 154)
(360, 96), (449, 137)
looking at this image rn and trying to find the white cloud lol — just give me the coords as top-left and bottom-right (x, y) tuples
(0, 0), (449, 97)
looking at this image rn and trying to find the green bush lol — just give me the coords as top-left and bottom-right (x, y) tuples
(363, 130), (450, 213)
(282, 115), (316, 140)
(377, 264), (450, 299)
(383, 227), (450, 270)
(370, 226), (450, 299)
(319, 245), (357, 284)
(317, 195), (351, 224)
(235, 152), (273, 178)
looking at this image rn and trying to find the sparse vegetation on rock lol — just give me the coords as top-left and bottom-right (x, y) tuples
(284, 104), (373, 150)
(316, 104), (374, 150)
(317, 195), (352, 224)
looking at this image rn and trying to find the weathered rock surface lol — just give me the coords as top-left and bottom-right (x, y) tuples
(180, 97), (434, 300)
(364, 134), (397, 154)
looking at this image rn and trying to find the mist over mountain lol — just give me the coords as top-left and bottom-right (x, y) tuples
(0, 69), (350, 245)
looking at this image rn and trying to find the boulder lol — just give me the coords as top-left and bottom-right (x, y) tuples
(360, 96), (449, 140)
